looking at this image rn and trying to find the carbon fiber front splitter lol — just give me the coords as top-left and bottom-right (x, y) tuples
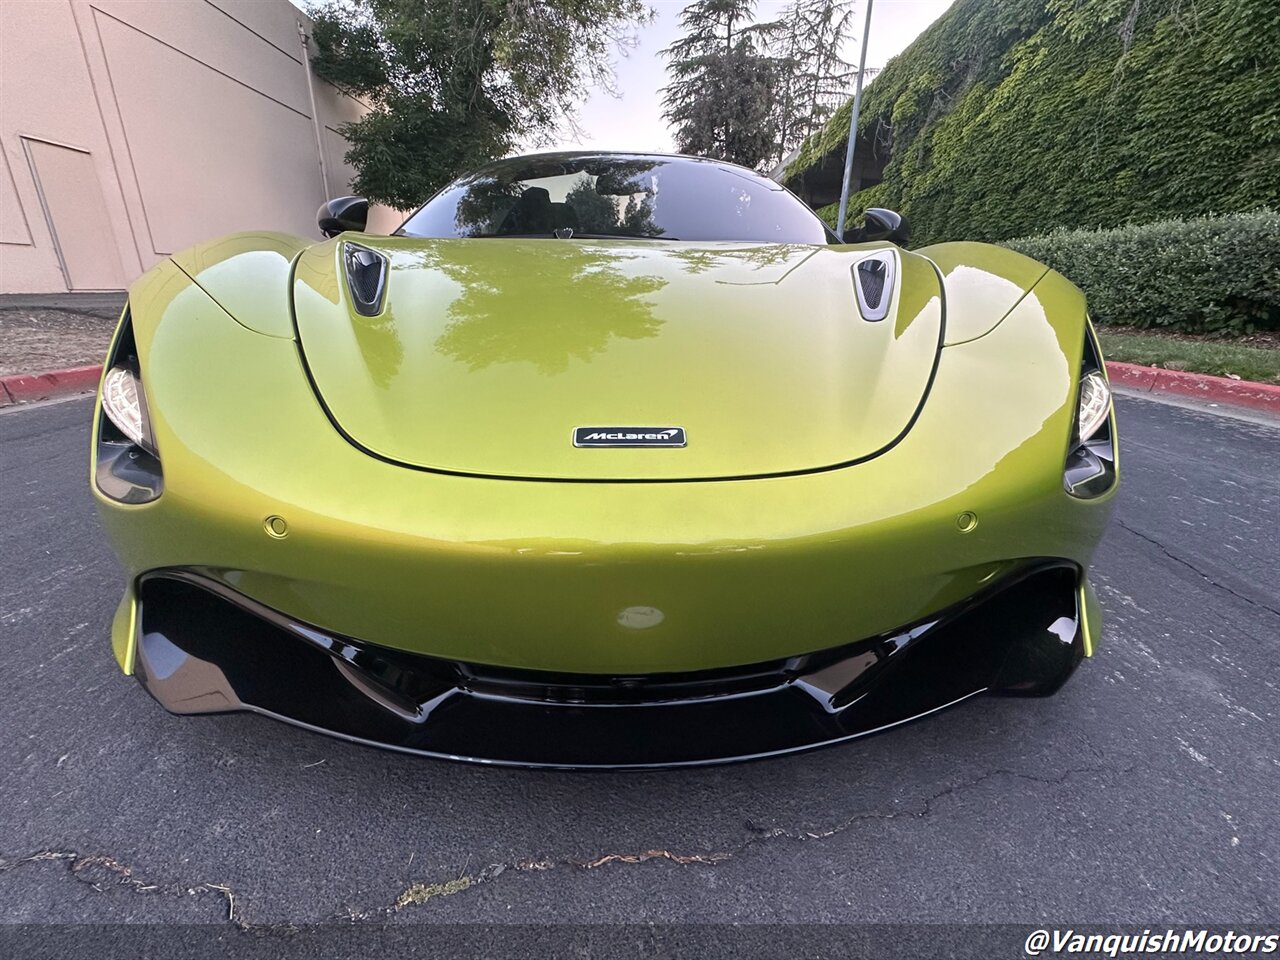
(131, 563), (1086, 769)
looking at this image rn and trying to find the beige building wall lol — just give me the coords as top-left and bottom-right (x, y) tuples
(0, 0), (401, 295)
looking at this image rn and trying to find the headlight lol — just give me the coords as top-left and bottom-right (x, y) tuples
(102, 366), (157, 456)
(1076, 370), (1111, 443)
(95, 308), (163, 504)
(1064, 324), (1116, 499)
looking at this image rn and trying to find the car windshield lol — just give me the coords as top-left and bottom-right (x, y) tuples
(396, 154), (832, 244)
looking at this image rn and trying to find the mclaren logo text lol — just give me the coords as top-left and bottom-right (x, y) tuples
(573, 427), (687, 448)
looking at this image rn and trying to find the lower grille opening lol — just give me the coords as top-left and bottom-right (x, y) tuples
(132, 562), (1084, 767)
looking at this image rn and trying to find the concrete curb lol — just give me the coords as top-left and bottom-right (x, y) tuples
(1, 359), (1276, 417)
(1106, 361), (1280, 416)
(0, 365), (102, 408)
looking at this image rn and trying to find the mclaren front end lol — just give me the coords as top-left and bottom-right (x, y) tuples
(92, 152), (1117, 768)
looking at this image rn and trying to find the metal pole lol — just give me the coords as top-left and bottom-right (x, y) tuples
(835, 0), (874, 241)
(298, 22), (332, 199)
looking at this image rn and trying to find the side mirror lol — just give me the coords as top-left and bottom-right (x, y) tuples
(856, 207), (909, 247)
(317, 196), (368, 238)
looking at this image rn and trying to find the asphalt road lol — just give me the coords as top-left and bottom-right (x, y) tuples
(1, 393), (1276, 954)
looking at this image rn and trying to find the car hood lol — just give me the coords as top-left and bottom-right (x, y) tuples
(292, 236), (943, 481)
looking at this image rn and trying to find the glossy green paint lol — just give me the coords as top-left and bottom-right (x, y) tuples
(295, 238), (942, 480)
(96, 234), (1115, 676)
(1078, 577), (1102, 657)
(109, 588), (136, 674)
(921, 241), (1051, 346)
(170, 231), (308, 339)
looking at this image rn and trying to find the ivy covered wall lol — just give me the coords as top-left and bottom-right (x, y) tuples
(784, 0), (1279, 245)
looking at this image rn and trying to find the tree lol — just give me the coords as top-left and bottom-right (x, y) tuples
(661, 0), (780, 169)
(768, 0), (856, 163)
(306, 0), (650, 209)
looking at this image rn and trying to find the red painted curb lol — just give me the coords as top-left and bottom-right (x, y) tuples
(1107, 361), (1280, 415)
(1104, 362), (1158, 392)
(0, 364), (102, 408)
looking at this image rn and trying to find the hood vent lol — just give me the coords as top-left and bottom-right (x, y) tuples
(344, 242), (388, 316)
(853, 252), (895, 322)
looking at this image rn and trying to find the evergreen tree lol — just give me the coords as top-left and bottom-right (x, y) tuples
(661, 0), (780, 169)
(307, 0), (650, 209)
(768, 0), (857, 163)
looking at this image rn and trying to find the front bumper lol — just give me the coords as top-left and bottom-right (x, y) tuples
(131, 561), (1089, 768)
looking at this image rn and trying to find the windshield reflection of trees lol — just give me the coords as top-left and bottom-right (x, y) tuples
(662, 243), (815, 279)
(405, 244), (668, 373)
(302, 208), (830, 387)
(451, 159), (665, 239)
(564, 176), (662, 237)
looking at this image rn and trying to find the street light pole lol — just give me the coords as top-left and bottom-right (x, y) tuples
(835, 0), (874, 242)
(298, 21), (332, 200)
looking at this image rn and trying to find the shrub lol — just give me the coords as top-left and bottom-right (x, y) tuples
(1003, 211), (1280, 335)
(784, 0), (1279, 248)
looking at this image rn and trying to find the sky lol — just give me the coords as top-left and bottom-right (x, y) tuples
(547, 0), (956, 153)
(292, 0), (956, 153)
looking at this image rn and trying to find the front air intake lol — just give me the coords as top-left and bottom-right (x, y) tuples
(344, 242), (388, 316)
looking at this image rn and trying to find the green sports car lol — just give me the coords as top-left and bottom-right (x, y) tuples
(92, 151), (1117, 767)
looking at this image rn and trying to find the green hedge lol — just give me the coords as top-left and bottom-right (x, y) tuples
(1003, 211), (1280, 335)
(786, 0), (1280, 247)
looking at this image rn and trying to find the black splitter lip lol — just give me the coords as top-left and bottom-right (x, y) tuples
(131, 562), (1085, 769)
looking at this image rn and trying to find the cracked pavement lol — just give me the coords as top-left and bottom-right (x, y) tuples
(1, 394), (1277, 945)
